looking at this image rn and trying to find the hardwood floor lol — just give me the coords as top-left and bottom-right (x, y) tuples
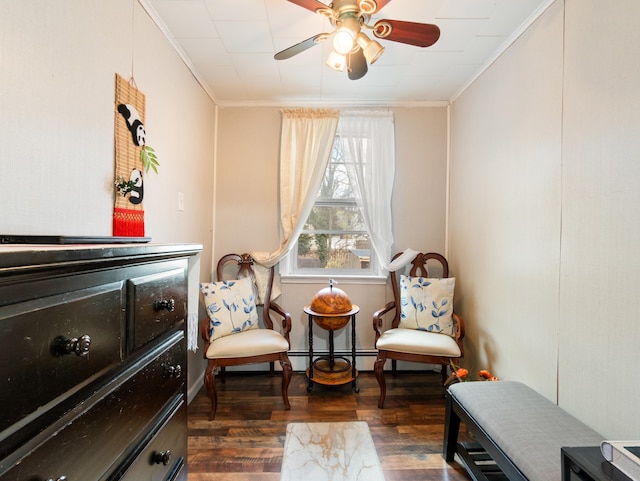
(187, 370), (472, 481)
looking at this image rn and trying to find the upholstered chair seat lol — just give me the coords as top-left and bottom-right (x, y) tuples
(206, 329), (290, 359)
(375, 328), (462, 357)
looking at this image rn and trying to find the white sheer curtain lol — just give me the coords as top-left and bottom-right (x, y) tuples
(338, 110), (418, 272)
(251, 108), (339, 268)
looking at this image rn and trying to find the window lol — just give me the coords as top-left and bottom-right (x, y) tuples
(286, 135), (378, 276)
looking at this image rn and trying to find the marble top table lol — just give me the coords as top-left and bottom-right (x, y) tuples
(280, 421), (385, 481)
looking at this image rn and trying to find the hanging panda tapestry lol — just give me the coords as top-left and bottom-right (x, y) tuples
(113, 73), (145, 236)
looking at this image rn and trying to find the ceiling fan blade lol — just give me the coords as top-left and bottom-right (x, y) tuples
(373, 19), (440, 47)
(287, 0), (330, 14)
(347, 49), (368, 80)
(274, 34), (326, 60)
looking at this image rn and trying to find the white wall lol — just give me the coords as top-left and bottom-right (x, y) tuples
(213, 106), (449, 370)
(449, 0), (640, 438)
(449, 0), (564, 402)
(0, 0), (216, 396)
(558, 0), (640, 438)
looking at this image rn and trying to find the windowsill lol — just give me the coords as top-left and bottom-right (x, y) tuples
(281, 274), (387, 285)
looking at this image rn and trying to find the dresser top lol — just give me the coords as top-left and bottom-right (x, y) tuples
(0, 243), (202, 269)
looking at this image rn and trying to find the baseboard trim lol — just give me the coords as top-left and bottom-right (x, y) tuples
(187, 369), (205, 405)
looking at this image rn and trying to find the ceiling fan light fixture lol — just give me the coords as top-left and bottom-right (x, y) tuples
(326, 51), (347, 71)
(276, 0), (442, 80)
(332, 16), (359, 54)
(333, 30), (355, 55)
(357, 32), (385, 64)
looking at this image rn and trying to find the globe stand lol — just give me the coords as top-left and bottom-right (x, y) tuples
(304, 305), (360, 393)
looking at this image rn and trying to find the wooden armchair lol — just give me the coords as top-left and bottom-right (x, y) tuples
(200, 253), (292, 420)
(372, 251), (465, 408)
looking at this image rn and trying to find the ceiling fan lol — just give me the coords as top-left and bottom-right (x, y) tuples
(274, 0), (441, 80)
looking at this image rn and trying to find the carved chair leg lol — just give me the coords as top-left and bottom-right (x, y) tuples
(220, 366), (226, 383)
(204, 361), (218, 421)
(441, 362), (449, 384)
(270, 361), (275, 377)
(374, 352), (387, 409)
(280, 353), (292, 410)
(391, 359), (398, 377)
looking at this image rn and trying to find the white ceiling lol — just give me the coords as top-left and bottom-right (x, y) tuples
(142, 0), (553, 106)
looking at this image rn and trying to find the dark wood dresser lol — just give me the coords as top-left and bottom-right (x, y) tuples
(0, 243), (201, 481)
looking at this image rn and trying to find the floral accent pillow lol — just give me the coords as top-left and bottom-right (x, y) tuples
(200, 277), (258, 341)
(398, 275), (456, 337)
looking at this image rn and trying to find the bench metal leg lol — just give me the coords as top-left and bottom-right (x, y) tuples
(443, 391), (461, 462)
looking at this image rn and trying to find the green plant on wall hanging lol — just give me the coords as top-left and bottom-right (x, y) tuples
(114, 176), (138, 196)
(140, 145), (159, 173)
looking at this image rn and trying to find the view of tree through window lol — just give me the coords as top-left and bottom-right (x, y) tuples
(294, 136), (373, 273)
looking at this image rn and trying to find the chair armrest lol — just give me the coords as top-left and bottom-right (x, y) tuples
(372, 301), (396, 337)
(269, 301), (293, 343)
(453, 312), (465, 356)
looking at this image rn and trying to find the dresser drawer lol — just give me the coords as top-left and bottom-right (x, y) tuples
(0, 281), (123, 437)
(128, 265), (187, 352)
(0, 332), (186, 480)
(169, 462), (187, 481)
(119, 401), (187, 481)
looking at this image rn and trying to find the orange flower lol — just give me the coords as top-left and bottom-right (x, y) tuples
(445, 360), (498, 387)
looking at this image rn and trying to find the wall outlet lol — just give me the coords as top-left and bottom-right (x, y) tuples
(178, 192), (184, 211)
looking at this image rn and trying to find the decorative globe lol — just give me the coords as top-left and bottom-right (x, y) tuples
(309, 282), (353, 330)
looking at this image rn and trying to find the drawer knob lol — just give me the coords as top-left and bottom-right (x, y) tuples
(154, 298), (175, 312)
(52, 335), (91, 357)
(165, 364), (183, 379)
(153, 450), (172, 466)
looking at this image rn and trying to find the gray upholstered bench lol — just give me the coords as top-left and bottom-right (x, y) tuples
(443, 381), (604, 481)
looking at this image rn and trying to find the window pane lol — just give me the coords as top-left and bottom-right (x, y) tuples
(287, 133), (378, 276)
(304, 205), (366, 232)
(296, 233), (371, 270)
(317, 141), (354, 200)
